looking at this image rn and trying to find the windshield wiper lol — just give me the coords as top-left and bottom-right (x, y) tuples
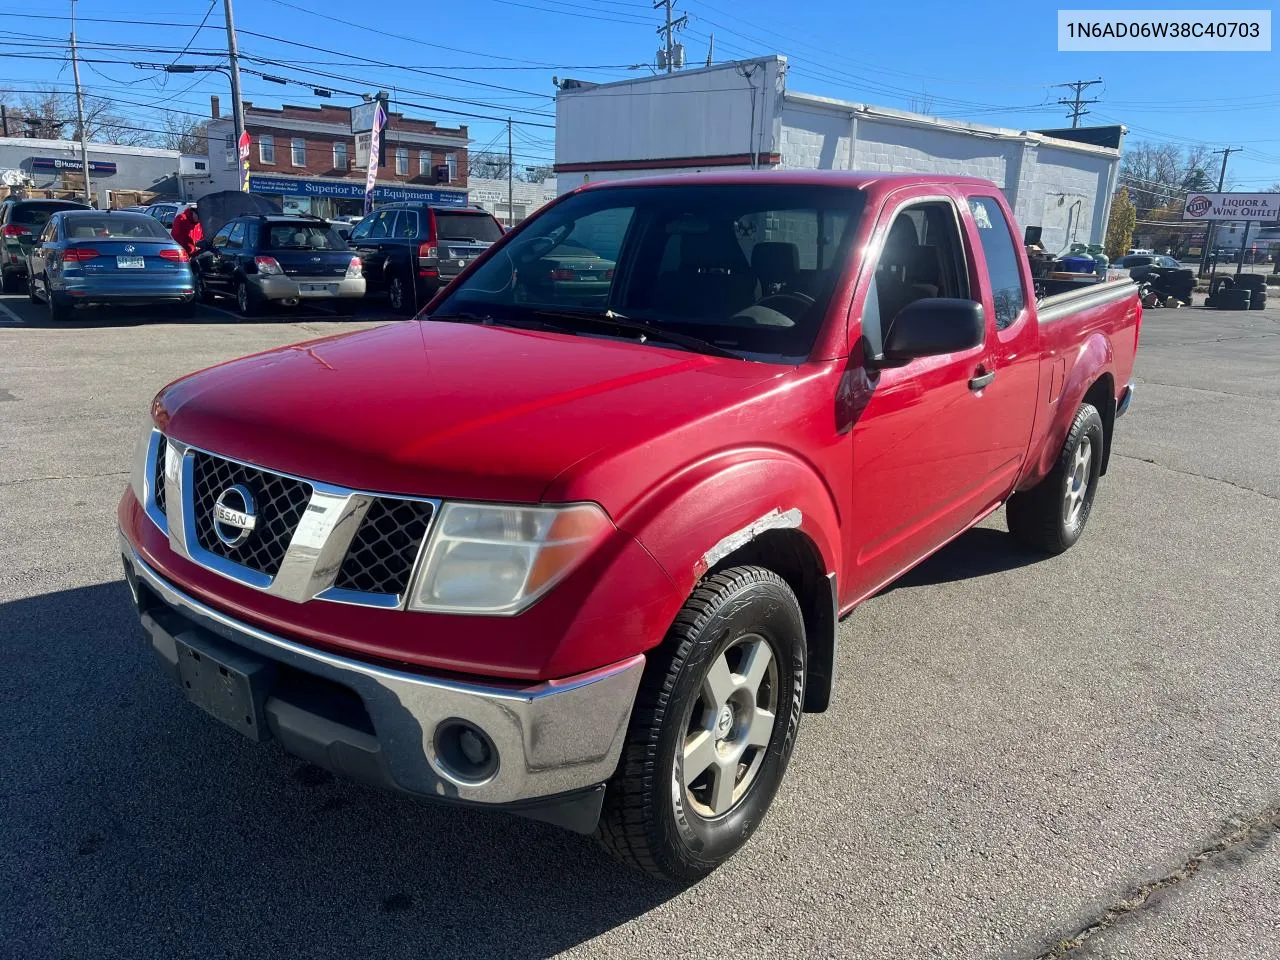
(530, 308), (743, 360)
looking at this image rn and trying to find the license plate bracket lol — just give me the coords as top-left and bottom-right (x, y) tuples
(174, 631), (276, 741)
(299, 282), (335, 295)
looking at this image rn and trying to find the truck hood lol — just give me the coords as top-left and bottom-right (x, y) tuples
(158, 319), (784, 506)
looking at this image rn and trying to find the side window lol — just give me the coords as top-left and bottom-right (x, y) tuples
(864, 201), (968, 356)
(394, 210), (418, 238)
(369, 211), (393, 239)
(210, 224), (234, 248)
(244, 223), (259, 249)
(41, 219), (59, 243)
(967, 196), (1026, 330)
(225, 222), (246, 250)
(349, 216), (372, 241)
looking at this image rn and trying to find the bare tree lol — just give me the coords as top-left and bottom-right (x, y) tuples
(158, 113), (210, 155)
(519, 164), (554, 183)
(468, 150), (511, 180)
(0, 88), (150, 145)
(1119, 140), (1213, 217)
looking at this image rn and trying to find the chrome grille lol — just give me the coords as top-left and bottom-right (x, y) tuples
(190, 452), (311, 577)
(334, 497), (434, 596)
(153, 435), (168, 516)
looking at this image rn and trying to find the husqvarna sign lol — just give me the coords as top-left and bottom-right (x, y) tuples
(1183, 192), (1280, 220)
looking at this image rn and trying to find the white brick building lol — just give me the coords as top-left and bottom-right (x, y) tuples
(554, 57), (1125, 253)
(467, 176), (557, 226)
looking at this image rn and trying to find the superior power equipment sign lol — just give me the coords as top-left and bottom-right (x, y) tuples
(1183, 192), (1280, 221)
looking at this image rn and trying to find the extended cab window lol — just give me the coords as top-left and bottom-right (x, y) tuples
(433, 183), (865, 362)
(967, 196), (1026, 330)
(862, 201), (968, 358)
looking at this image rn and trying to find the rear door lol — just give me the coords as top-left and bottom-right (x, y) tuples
(844, 188), (1001, 600)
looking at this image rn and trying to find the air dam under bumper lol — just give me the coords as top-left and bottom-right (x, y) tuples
(121, 537), (644, 833)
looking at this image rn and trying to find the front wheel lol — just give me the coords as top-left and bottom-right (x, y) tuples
(1006, 402), (1104, 554)
(387, 272), (416, 315)
(597, 566), (806, 882)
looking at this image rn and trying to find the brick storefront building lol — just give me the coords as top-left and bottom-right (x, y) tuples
(206, 97), (470, 218)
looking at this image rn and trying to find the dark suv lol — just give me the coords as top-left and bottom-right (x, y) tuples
(1, 197), (90, 291)
(349, 203), (504, 314)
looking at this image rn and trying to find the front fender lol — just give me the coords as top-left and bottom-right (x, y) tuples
(617, 450), (842, 598)
(1025, 331), (1114, 488)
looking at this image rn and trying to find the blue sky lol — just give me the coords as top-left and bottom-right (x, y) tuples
(1, 0), (1277, 186)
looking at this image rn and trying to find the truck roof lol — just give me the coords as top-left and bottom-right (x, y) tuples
(574, 169), (1003, 193)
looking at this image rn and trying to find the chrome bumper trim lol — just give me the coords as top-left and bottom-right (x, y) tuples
(121, 533), (644, 804)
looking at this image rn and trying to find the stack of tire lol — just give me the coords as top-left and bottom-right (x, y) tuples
(1208, 274), (1268, 311)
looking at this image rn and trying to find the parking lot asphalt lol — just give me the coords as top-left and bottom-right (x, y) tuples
(1, 292), (1278, 959)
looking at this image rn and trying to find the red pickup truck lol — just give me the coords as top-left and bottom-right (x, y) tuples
(119, 171), (1140, 881)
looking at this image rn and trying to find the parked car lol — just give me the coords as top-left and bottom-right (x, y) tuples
(191, 214), (364, 315)
(119, 171), (1141, 881)
(1117, 254), (1181, 270)
(24, 209), (194, 320)
(0, 197), (90, 292)
(143, 202), (188, 228)
(349, 202), (504, 313)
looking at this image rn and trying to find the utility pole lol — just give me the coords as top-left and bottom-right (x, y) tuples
(221, 0), (247, 186)
(1054, 78), (1102, 127)
(507, 117), (513, 228)
(654, 0), (688, 73)
(1199, 145), (1242, 277)
(69, 0), (93, 206)
(706, 34), (714, 68)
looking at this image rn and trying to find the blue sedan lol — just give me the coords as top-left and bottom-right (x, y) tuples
(25, 210), (196, 321)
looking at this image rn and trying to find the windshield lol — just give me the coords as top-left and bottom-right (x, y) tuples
(14, 202), (85, 226)
(433, 211), (504, 243)
(264, 223), (348, 250)
(430, 183), (866, 361)
(62, 214), (170, 239)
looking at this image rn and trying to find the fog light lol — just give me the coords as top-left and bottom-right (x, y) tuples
(432, 719), (499, 784)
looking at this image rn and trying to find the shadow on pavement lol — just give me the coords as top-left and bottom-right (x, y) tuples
(882, 524), (1048, 592)
(0, 581), (678, 959)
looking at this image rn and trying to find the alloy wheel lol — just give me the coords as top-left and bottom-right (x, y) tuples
(677, 633), (779, 819)
(1063, 435), (1092, 528)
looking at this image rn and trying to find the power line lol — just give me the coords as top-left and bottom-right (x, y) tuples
(1053, 78), (1102, 127)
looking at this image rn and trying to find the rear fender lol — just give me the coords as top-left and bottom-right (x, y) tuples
(1024, 332), (1115, 488)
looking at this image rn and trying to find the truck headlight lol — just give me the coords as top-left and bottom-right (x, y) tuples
(407, 502), (611, 615)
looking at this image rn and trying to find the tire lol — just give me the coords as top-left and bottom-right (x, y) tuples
(597, 566), (806, 882)
(46, 281), (70, 322)
(27, 273), (40, 303)
(387, 272), (412, 315)
(1250, 292), (1268, 311)
(235, 280), (257, 317)
(1216, 288), (1251, 311)
(193, 271), (214, 304)
(1007, 402), (1104, 555)
(0, 270), (17, 294)
(1235, 274), (1268, 295)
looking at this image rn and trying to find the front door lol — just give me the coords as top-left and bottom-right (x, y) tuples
(843, 191), (1003, 602)
(351, 209), (396, 293)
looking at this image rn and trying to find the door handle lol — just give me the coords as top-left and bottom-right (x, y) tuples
(969, 370), (996, 391)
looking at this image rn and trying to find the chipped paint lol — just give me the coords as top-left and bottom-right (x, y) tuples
(701, 507), (803, 571)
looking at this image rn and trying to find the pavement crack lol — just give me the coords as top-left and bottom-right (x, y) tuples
(0, 470), (129, 488)
(1034, 802), (1280, 958)
(1114, 453), (1278, 501)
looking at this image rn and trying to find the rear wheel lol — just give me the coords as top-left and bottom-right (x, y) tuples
(27, 272), (40, 303)
(1007, 402), (1104, 554)
(388, 272), (415, 315)
(597, 566), (806, 882)
(46, 279), (70, 322)
(235, 280), (257, 317)
(0, 270), (17, 294)
(193, 271), (213, 304)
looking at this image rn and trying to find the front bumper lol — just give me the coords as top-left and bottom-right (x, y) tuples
(251, 275), (366, 301)
(121, 535), (643, 831)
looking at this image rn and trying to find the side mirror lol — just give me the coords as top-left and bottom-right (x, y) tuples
(875, 298), (985, 367)
(193, 239), (213, 252)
